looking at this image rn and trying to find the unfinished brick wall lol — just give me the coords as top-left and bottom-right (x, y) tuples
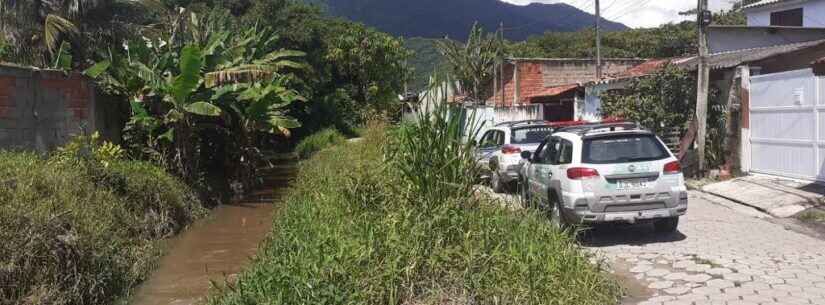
(487, 59), (646, 107)
(541, 60), (644, 87)
(0, 64), (123, 152)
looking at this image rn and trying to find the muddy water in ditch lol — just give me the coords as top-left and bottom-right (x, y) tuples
(130, 161), (296, 305)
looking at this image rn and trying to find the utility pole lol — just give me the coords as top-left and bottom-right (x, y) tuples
(493, 46), (497, 105)
(500, 22), (506, 106)
(696, 0), (710, 173)
(595, 0), (603, 79)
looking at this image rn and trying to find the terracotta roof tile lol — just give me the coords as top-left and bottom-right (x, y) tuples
(611, 59), (669, 78)
(525, 84), (579, 99)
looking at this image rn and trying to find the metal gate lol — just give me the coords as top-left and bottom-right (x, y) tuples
(749, 68), (823, 181)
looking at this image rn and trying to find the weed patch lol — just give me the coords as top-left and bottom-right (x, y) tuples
(294, 128), (347, 159)
(798, 209), (825, 223)
(0, 151), (205, 305)
(208, 109), (621, 304)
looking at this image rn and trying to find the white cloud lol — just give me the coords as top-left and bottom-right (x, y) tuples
(501, 0), (736, 28)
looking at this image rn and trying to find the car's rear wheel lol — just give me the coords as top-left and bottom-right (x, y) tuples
(519, 178), (531, 208)
(548, 194), (569, 231)
(654, 217), (679, 233)
(491, 172), (504, 193)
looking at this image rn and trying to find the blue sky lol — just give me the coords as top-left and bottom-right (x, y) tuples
(501, 0), (737, 28)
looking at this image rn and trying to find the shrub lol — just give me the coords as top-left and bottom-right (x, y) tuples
(294, 128), (346, 159)
(0, 150), (205, 305)
(208, 110), (620, 304)
(599, 64), (727, 168)
(49, 131), (125, 168)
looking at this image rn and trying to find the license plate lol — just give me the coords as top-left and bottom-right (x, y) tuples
(616, 178), (648, 190)
(605, 210), (669, 222)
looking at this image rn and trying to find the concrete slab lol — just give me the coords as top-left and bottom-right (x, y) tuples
(701, 175), (825, 217)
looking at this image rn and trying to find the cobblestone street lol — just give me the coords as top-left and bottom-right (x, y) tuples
(584, 191), (825, 305)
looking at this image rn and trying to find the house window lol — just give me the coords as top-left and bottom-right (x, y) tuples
(770, 8), (803, 27)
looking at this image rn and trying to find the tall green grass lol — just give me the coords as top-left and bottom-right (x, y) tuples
(0, 152), (205, 305)
(294, 128), (347, 159)
(208, 103), (621, 304)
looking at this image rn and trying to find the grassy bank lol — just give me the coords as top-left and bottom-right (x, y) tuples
(294, 128), (347, 159)
(0, 151), (205, 305)
(208, 113), (621, 304)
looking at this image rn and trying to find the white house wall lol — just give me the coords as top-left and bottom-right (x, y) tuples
(707, 27), (825, 54)
(746, 0), (825, 27)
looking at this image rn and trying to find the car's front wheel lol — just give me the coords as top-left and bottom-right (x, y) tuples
(654, 217), (679, 233)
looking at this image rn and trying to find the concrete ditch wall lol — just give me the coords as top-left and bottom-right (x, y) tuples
(0, 64), (124, 152)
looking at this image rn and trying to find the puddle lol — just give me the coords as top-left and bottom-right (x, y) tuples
(129, 160), (295, 305)
(608, 259), (654, 305)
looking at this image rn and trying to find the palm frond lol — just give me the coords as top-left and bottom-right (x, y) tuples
(44, 14), (77, 54)
(205, 66), (277, 88)
(259, 49), (305, 63)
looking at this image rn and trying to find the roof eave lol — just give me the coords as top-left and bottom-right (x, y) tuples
(743, 0), (810, 10)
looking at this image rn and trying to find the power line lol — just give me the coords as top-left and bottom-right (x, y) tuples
(608, 0), (654, 22)
(602, 0), (620, 13)
(604, 1), (641, 19)
(607, 0), (651, 20)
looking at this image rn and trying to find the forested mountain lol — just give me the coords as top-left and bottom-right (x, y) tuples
(312, 0), (627, 40)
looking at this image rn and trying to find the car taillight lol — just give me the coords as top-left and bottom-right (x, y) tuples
(567, 167), (600, 179)
(501, 145), (521, 154)
(664, 161), (681, 174)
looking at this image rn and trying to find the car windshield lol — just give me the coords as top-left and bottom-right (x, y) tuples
(582, 134), (669, 164)
(511, 126), (554, 144)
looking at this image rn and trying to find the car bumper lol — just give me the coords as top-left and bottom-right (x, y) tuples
(562, 192), (688, 224)
(498, 164), (522, 183)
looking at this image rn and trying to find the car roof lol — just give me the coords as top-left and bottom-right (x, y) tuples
(494, 120), (548, 127)
(555, 122), (647, 136)
(495, 120), (591, 129)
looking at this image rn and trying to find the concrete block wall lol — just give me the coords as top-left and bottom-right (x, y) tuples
(541, 59), (645, 87)
(0, 64), (123, 152)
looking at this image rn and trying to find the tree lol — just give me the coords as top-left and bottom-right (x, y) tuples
(508, 22), (696, 60)
(99, 8), (306, 193)
(324, 20), (412, 116)
(713, 8), (746, 26)
(600, 65), (698, 135)
(0, 0), (149, 67)
(435, 23), (503, 103)
(599, 64), (726, 167)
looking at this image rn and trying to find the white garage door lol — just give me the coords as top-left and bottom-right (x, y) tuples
(749, 68), (824, 181)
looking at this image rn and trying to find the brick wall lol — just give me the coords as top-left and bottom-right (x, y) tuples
(0, 64), (124, 152)
(487, 59), (646, 107)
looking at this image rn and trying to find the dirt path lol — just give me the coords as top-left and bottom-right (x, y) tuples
(129, 158), (296, 305)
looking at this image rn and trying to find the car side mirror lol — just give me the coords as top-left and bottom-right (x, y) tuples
(520, 151), (532, 160)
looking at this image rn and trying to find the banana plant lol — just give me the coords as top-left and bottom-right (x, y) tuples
(212, 79), (303, 136)
(95, 8), (308, 186)
(127, 44), (222, 140)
